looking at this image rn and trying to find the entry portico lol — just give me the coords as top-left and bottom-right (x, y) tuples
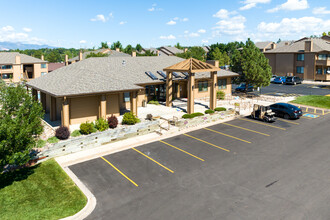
(164, 58), (221, 114)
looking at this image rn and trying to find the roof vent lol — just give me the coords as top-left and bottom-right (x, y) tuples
(122, 60), (126, 66)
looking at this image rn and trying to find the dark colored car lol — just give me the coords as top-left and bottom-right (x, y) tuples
(269, 103), (302, 119)
(273, 76), (286, 84)
(285, 76), (302, 85)
(235, 83), (254, 92)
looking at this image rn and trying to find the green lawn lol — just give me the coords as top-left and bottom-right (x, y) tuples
(290, 95), (330, 109)
(0, 159), (86, 220)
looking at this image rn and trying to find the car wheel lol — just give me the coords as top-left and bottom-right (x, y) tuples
(251, 114), (254, 119)
(284, 114), (290, 119)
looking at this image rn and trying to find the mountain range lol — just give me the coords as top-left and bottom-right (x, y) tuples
(0, 41), (57, 50)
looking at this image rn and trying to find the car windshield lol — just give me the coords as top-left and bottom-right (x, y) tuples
(239, 83), (246, 87)
(286, 77), (293, 81)
(275, 77), (281, 80)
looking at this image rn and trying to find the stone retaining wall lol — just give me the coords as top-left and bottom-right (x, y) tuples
(38, 120), (159, 159)
(175, 110), (235, 130)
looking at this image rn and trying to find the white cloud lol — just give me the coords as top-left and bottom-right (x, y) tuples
(198, 29), (206, 33)
(166, 20), (176, 25)
(173, 17), (179, 21)
(313, 7), (330, 15)
(213, 9), (231, 19)
(189, 32), (200, 37)
(0, 25), (48, 45)
(202, 39), (209, 44)
(2, 26), (14, 32)
(91, 14), (107, 22)
(159, 35), (176, 40)
(267, 0), (309, 13)
(148, 7), (155, 11)
(148, 4), (162, 12)
(213, 15), (247, 35)
(23, 27), (32, 32)
(79, 40), (87, 44)
(239, 0), (270, 11)
(257, 16), (330, 38)
(182, 18), (189, 22)
(119, 21), (127, 25)
(109, 12), (114, 18)
(184, 30), (189, 34)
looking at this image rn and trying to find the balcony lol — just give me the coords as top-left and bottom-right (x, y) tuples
(315, 59), (330, 66)
(315, 74), (330, 81)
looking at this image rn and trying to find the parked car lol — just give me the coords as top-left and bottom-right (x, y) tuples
(273, 76), (286, 84)
(270, 75), (277, 82)
(235, 83), (254, 92)
(285, 76), (302, 85)
(269, 103), (302, 119)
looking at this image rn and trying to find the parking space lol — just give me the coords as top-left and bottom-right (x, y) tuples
(70, 111), (330, 219)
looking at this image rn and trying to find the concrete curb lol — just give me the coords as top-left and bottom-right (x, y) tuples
(56, 161), (96, 220)
(56, 115), (237, 167)
(289, 102), (330, 111)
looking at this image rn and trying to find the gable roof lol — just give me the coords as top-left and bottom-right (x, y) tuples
(265, 38), (330, 53)
(0, 52), (47, 64)
(255, 41), (273, 50)
(159, 46), (184, 55)
(48, 63), (65, 72)
(68, 49), (130, 62)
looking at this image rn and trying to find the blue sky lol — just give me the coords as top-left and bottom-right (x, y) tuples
(0, 0), (329, 48)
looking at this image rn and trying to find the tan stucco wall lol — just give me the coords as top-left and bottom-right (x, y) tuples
(70, 95), (99, 124)
(137, 89), (147, 107)
(193, 77), (232, 99)
(106, 94), (120, 117)
(56, 97), (63, 120)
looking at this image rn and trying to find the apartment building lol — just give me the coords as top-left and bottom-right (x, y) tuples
(0, 52), (48, 82)
(264, 36), (330, 81)
(27, 56), (237, 127)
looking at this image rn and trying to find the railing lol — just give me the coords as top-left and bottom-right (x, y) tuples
(315, 74), (330, 81)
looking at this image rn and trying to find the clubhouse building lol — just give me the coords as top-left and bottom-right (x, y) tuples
(27, 56), (238, 127)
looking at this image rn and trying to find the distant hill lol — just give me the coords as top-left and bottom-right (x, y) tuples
(0, 41), (57, 50)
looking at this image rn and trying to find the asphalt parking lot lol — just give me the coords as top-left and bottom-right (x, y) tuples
(233, 83), (330, 97)
(70, 108), (330, 220)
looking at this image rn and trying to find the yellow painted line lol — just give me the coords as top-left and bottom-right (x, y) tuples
(100, 156), (138, 187)
(182, 133), (230, 152)
(301, 116), (312, 119)
(222, 122), (270, 136)
(203, 127), (252, 143)
(277, 118), (300, 125)
(326, 94), (330, 97)
(314, 108), (316, 113)
(238, 118), (286, 130)
(132, 148), (174, 173)
(159, 140), (205, 161)
(322, 110), (324, 115)
(306, 107), (308, 112)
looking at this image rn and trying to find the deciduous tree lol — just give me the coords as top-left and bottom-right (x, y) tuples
(0, 83), (44, 171)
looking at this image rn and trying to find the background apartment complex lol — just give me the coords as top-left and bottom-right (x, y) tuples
(264, 36), (330, 81)
(0, 52), (48, 82)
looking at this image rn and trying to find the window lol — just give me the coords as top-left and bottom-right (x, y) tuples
(218, 79), (227, 90)
(318, 54), (327, 60)
(1, 65), (12, 69)
(316, 67), (322, 75)
(296, 66), (304, 74)
(41, 63), (47, 68)
(1, 73), (13, 79)
(145, 86), (149, 95)
(198, 81), (208, 92)
(41, 72), (47, 76)
(326, 67), (330, 74)
(123, 92), (130, 102)
(297, 54), (304, 61)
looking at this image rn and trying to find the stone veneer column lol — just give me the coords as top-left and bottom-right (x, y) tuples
(166, 71), (173, 107)
(210, 71), (217, 110)
(62, 97), (70, 127)
(187, 73), (195, 114)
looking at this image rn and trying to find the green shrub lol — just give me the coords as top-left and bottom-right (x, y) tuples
(217, 91), (226, 100)
(148, 100), (160, 105)
(205, 109), (215, 114)
(182, 114), (194, 119)
(80, 121), (95, 135)
(191, 112), (204, 117)
(47, 136), (59, 144)
(122, 112), (139, 125)
(71, 130), (81, 137)
(36, 139), (46, 148)
(94, 118), (109, 131)
(182, 112), (204, 119)
(214, 107), (226, 111)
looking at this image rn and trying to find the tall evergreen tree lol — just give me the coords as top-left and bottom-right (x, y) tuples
(231, 39), (272, 89)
